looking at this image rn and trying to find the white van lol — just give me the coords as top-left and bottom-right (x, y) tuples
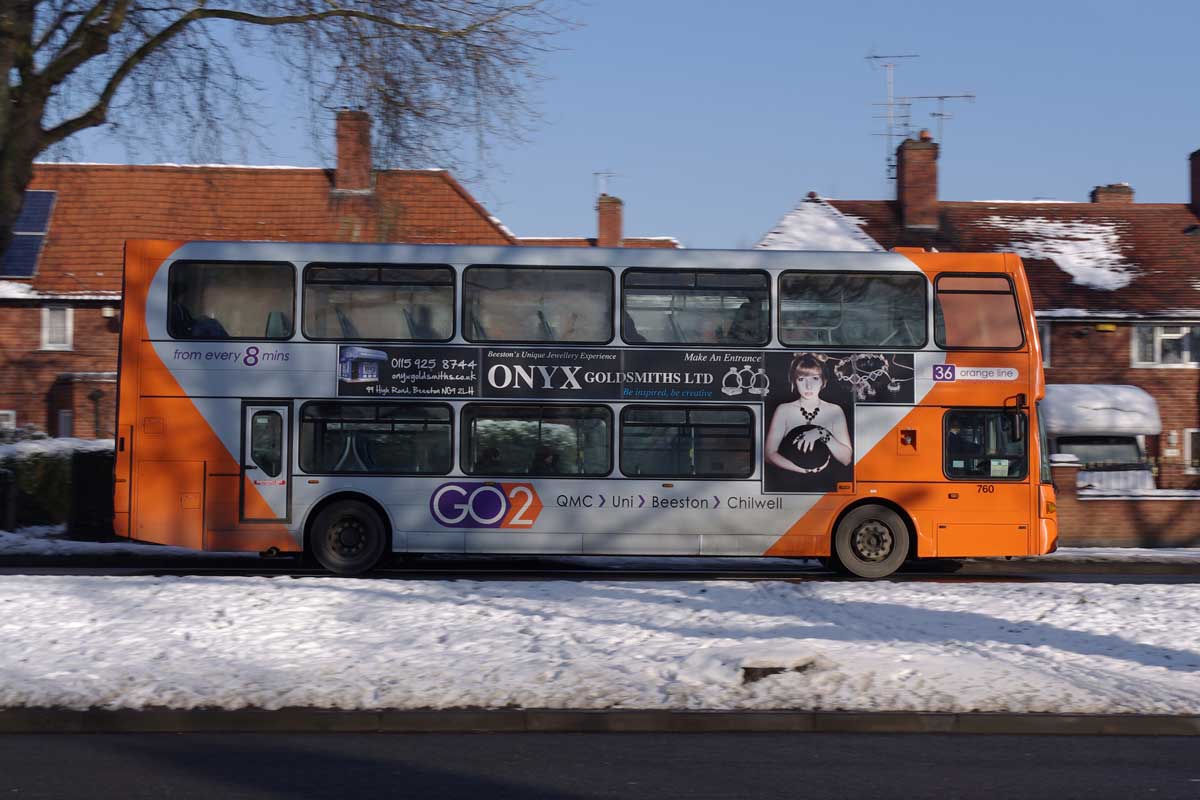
(1040, 384), (1161, 491)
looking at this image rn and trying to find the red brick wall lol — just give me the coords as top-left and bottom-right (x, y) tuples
(1051, 464), (1200, 546)
(1044, 321), (1200, 489)
(0, 304), (119, 434)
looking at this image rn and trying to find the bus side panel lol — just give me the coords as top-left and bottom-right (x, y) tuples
(119, 240), (294, 552)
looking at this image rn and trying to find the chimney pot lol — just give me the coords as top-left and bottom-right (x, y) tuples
(335, 109), (372, 191)
(918, 129), (933, 142)
(597, 193), (624, 248)
(896, 134), (939, 230)
(1089, 183), (1134, 204)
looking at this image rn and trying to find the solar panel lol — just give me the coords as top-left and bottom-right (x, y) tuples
(1, 190), (55, 277)
(13, 190), (55, 234)
(0, 235), (45, 278)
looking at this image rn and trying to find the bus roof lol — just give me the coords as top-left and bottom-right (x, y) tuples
(129, 239), (1018, 274)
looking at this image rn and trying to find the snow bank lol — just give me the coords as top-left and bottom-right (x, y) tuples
(0, 575), (1196, 713)
(0, 438), (113, 462)
(1041, 384), (1161, 436)
(757, 198), (884, 252)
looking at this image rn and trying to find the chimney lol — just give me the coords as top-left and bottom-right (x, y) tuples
(896, 130), (939, 230)
(597, 193), (623, 247)
(335, 110), (372, 191)
(1190, 149), (1200, 216)
(1090, 183), (1134, 204)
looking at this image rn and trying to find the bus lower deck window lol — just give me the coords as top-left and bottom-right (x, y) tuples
(944, 409), (1028, 479)
(620, 405), (754, 478)
(463, 404), (611, 476)
(299, 402), (452, 474)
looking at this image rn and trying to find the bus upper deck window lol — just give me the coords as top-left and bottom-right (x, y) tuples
(934, 274), (1024, 349)
(463, 266), (613, 344)
(622, 270), (769, 346)
(303, 264), (454, 342)
(777, 272), (926, 348)
(168, 261), (295, 340)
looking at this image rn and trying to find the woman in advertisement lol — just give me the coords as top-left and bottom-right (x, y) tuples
(765, 353), (852, 491)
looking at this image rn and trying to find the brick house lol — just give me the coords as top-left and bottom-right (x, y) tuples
(0, 111), (678, 438)
(759, 132), (1200, 488)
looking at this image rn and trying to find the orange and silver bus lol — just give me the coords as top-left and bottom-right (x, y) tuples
(114, 240), (1057, 578)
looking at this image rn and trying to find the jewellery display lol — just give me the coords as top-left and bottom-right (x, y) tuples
(721, 364), (771, 397)
(824, 352), (914, 401)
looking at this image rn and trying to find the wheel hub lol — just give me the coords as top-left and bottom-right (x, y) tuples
(851, 519), (894, 562)
(329, 518), (366, 557)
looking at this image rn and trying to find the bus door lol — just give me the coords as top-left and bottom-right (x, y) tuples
(241, 403), (291, 522)
(937, 408), (1031, 556)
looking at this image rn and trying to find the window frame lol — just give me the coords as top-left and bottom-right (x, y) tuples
(1037, 321), (1051, 367)
(933, 272), (1026, 352)
(776, 269), (929, 350)
(40, 304), (73, 351)
(301, 262), (456, 344)
(460, 402), (613, 478)
(1185, 428), (1200, 476)
(0, 410), (16, 430)
(621, 267), (772, 348)
(167, 260), (297, 342)
(462, 265), (615, 346)
(1130, 324), (1200, 368)
(619, 404), (756, 480)
(249, 409), (284, 478)
(942, 408), (1030, 482)
(297, 400), (454, 477)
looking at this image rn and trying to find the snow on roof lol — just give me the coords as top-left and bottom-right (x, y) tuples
(0, 282), (121, 301)
(979, 216), (1136, 291)
(757, 197), (885, 252)
(1041, 384), (1161, 436)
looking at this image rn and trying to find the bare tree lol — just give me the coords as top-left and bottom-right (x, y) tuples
(0, 1), (569, 255)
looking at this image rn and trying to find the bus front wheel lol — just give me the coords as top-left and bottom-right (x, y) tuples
(309, 500), (388, 576)
(833, 505), (910, 579)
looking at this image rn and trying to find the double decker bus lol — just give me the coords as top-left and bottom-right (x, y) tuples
(114, 240), (1057, 578)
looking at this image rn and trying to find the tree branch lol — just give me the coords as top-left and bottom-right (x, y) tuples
(40, 2), (548, 149)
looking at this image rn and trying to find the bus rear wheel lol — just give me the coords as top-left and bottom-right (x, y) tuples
(833, 505), (910, 579)
(309, 500), (388, 576)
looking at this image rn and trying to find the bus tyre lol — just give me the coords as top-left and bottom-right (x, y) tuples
(833, 505), (910, 579)
(310, 500), (388, 576)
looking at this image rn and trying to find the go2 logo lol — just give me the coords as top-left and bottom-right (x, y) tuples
(430, 482), (543, 528)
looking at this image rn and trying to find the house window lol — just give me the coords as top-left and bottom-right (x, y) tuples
(40, 305), (73, 351)
(1186, 429), (1200, 475)
(1037, 322), (1051, 367)
(0, 411), (15, 430)
(1132, 325), (1200, 367)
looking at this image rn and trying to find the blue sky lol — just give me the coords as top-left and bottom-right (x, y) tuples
(68, 0), (1200, 249)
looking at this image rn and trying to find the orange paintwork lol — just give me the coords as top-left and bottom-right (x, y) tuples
(115, 240), (293, 552)
(766, 252), (1049, 558)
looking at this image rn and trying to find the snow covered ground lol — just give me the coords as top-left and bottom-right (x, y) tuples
(0, 526), (1198, 714)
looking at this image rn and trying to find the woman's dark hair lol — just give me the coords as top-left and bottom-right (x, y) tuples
(788, 353), (825, 393)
